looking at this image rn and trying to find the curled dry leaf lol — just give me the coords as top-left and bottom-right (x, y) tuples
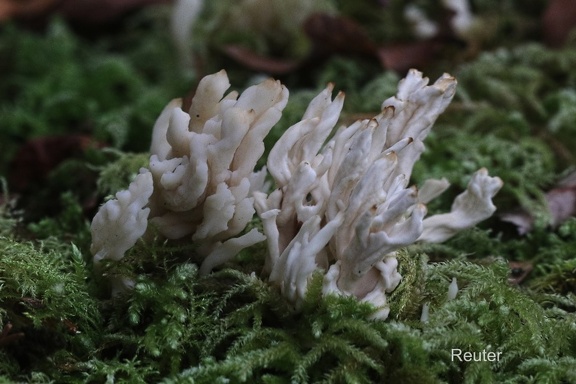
(377, 40), (442, 73)
(221, 45), (301, 75)
(221, 11), (448, 76)
(8, 134), (100, 192)
(508, 261), (533, 285)
(0, 0), (57, 22)
(546, 185), (576, 228)
(57, 0), (171, 25)
(0, 0), (171, 25)
(0, 323), (25, 348)
(501, 171), (576, 234)
(303, 13), (377, 57)
(221, 13), (377, 75)
(542, 0), (576, 47)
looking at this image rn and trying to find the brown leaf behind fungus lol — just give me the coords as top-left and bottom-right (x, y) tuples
(221, 13), (378, 75)
(303, 13), (377, 57)
(57, 0), (172, 25)
(221, 45), (301, 75)
(304, 12), (450, 72)
(0, 0), (171, 26)
(546, 185), (576, 227)
(377, 40), (442, 73)
(508, 261), (533, 285)
(0, 0), (57, 22)
(500, 171), (576, 234)
(221, 12), (443, 75)
(542, 0), (576, 47)
(0, 323), (25, 348)
(8, 134), (100, 192)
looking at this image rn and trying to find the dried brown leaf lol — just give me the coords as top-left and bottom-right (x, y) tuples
(508, 261), (533, 285)
(501, 171), (576, 234)
(303, 13), (377, 57)
(0, 323), (25, 348)
(222, 45), (301, 75)
(546, 185), (576, 227)
(0, 0), (58, 22)
(8, 134), (100, 192)
(57, 0), (171, 25)
(542, 0), (576, 47)
(1, 0), (170, 25)
(500, 209), (534, 235)
(377, 40), (442, 73)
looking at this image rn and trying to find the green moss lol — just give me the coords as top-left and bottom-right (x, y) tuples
(95, 151), (150, 197)
(1, 1), (576, 382)
(27, 191), (91, 248)
(413, 130), (555, 214)
(166, 270), (443, 383)
(0, 179), (18, 236)
(423, 259), (576, 382)
(0, 236), (101, 378)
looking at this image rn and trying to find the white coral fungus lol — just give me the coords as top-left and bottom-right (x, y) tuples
(255, 69), (502, 318)
(91, 69), (502, 318)
(91, 169), (153, 265)
(90, 169), (153, 293)
(91, 70), (288, 277)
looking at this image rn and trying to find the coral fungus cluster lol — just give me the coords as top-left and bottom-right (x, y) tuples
(91, 69), (502, 318)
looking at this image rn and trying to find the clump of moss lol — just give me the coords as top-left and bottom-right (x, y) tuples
(455, 43), (576, 166)
(95, 151), (150, 197)
(165, 270), (442, 383)
(422, 259), (576, 383)
(0, 236), (101, 378)
(85, 263), (214, 382)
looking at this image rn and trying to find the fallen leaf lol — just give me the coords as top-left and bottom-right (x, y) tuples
(303, 13), (377, 57)
(221, 11), (454, 75)
(499, 209), (533, 235)
(1, 0), (171, 25)
(542, 0), (576, 47)
(500, 171), (576, 234)
(377, 40), (442, 73)
(8, 134), (100, 192)
(57, 0), (172, 25)
(508, 261), (533, 285)
(221, 13), (377, 75)
(0, 323), (25, 348)
(0, 0), (57, 22)
(221, 45), (301, 75)
(547, 185), (576, 227)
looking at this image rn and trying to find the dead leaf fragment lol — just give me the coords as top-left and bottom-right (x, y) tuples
(0, 323), (25, 348)
(222, 45), (301, 75)
(57, 0), (172, 25)
(377, 40), (441, 73)
(542, 0), (576, 47)
(546, 185), (576, 227)
(9, 134), (100, 192)
(501, 171), (576, 234)
(303, 13), (377, 57)
(0, 0), (57, 22)
(499, 209), (533, 235)
(508, 261), (533, 285)
(0, 0), (171, 25)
